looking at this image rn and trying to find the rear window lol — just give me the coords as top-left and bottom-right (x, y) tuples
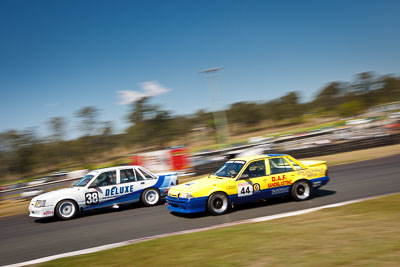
(138, 168), (157, 179)
(269, 158), (294, 174)
(286, 157), (303, 170)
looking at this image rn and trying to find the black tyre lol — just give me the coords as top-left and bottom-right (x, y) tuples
(291, 180), (311, 201)
(55, 199), (78, 220)
(141, 188), (160, 206)
(207, 192), (229, 215)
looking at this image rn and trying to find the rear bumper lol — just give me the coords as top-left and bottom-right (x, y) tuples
(310, 176), (329, 188)
(165, 196), (207, 213)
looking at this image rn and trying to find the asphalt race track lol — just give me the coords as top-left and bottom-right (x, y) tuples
(1, 155), (399, 266)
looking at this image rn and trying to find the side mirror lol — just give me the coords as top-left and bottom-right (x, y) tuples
(89, 182), (98, 188)
(239, 173), (249, 179)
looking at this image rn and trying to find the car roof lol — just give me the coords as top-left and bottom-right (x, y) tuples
(91, 165), (144, 173)
(233, 154), (288, 161)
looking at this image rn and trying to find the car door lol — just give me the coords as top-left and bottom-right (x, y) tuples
(234, 159), (268, 203)
(266, 157), (296, 197)
(117, 168), (141, 204)
(86, 170), (117, 207)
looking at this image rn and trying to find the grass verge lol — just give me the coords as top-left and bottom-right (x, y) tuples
(39, 193), (400, 267)
(0, 200), (29, 217)
(303, 143), (400, 166)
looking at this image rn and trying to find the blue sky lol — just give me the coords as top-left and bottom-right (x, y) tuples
(1, 0), (399, 139)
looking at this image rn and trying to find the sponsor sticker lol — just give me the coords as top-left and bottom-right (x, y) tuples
(271, 187), (289, 195)
(105, 185), (134, 197)
(268, 175), (292, 188)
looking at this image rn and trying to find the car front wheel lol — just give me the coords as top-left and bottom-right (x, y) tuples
(207, 192), (229, 215)
(141, 188), (160, 206)
(55, 200), (78, 220)
(291, 180), (311, 201)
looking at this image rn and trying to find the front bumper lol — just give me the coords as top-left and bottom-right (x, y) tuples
(165, 196), (208, 213)
(28, 205), (55, 218)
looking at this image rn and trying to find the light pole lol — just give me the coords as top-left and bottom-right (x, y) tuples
(201, 67), (230, 146)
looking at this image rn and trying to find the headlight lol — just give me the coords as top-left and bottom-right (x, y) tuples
(179, 193), (194, 199)
(35, 200), (46, 207)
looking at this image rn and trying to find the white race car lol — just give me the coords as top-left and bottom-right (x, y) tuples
(29, 166), (178, 220)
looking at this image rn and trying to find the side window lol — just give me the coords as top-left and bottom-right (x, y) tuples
(134, 169), (145, 181)
(269, 158), (295, 175)
(91, 171), (116, 187)
(138, 168), (157, 179)
(120, 169), (136, 183)
(286, 157), (302, 170)
(241, 160), (266, 178)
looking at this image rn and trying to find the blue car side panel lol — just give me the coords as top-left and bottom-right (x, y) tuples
(157, 174), (178, 197)
(83, 174), (177, 211)
(83, 189), (143, 211)
(229, 185), (292, 204)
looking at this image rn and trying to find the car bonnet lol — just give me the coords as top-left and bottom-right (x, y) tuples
(33, 187), (78, 200)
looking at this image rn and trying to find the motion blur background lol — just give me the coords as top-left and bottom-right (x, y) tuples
(1, 0), (400, 192)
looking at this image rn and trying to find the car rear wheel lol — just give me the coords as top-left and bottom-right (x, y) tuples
(141, 188), (160, 206)
(55, 200), (77, 220)
(291, 180), (311, 201)
(207, 192), (229, 215)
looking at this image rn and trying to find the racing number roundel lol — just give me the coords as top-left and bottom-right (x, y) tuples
(85, 192), (99, 205)
(238, 183), (253, 197)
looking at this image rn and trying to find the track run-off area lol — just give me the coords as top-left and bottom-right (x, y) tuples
(1, 154), (399, 266)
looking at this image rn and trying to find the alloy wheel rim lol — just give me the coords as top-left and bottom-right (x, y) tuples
(296, 183), (310, 199)
(213, 196), (227, 212)
(59, 202), (75, 217)
(146, 190), (158, 204)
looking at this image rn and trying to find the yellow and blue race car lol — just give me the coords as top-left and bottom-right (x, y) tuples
(166, 154), (329, 215)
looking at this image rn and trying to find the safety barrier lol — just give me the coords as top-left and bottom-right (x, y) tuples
(194, 133), (400, 175)
(285, 133), (400, 158)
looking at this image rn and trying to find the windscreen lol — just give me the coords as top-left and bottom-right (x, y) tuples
(213, 160), (246, 178)
(73, 174), (94, 187)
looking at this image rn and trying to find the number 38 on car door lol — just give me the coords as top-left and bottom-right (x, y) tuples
(85, 192), (99, 205)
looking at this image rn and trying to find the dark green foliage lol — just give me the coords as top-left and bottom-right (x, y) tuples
(228, 102), (262, 125)
(75, 106), (99, 136)
(313, 82), (342, 112)
(1, 72), (400, 182)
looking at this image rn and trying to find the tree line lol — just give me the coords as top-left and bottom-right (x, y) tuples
(1, 71), (399, 181)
